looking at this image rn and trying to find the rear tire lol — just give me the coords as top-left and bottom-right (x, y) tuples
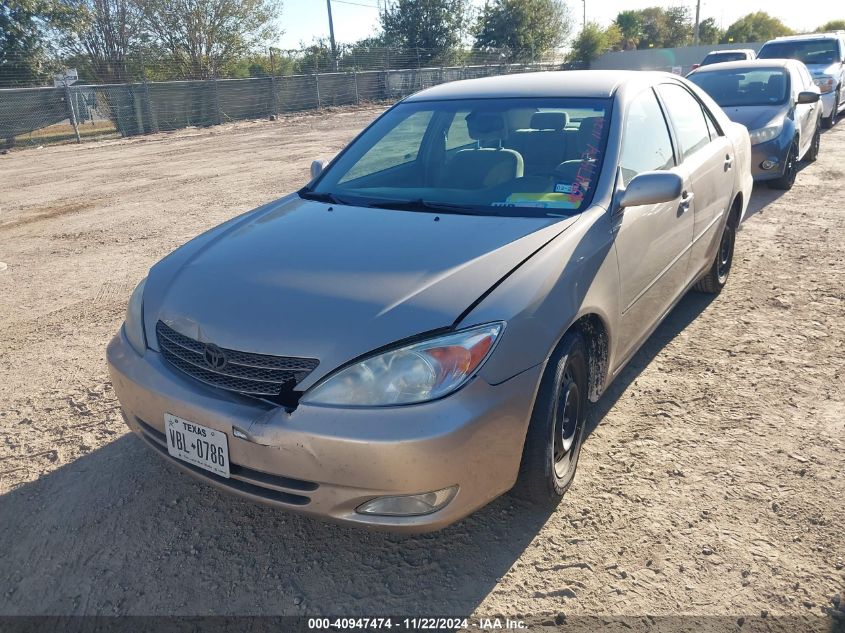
(694, 211), (736, 295)
(804, 126), (821, 163)
(515, 331), (588, 506)
(768, 140), (798, 191)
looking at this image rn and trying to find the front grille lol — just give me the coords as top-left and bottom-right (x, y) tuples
(156, 321), (318, 397)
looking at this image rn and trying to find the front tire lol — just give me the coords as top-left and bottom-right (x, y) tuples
(768, 140), (798, 191)
(804, 126), (821, 163)
(515, 331), (588, 505)
(821, 88), (839, 129)
(695, 212), (736, 295)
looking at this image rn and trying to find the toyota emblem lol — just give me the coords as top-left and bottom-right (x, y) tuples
(204, 343), (227, 370)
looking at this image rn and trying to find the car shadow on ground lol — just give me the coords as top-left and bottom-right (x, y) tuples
(742, 184), (787, 222)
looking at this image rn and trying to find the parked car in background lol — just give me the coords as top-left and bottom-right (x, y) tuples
(688, 59), (822, 190)
(108, 70), (752, 532)
(757, 32), (845, 128)
(690, 49), (757, 72)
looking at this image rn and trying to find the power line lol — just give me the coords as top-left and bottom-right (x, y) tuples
(332, 0), (380, 8)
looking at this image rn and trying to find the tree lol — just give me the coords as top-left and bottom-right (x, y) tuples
(473, 0), (572, 62)
(815, 20), (845, 32)
(380, 0), (469, 66)
(569, 22), (619, 65)
(614, 10), (642, 50)
(0, 0), (70, 87)
(664, 6), (692, 47)
(722, 12), (792, 44)
(139, 0), (282, 79)
(634, 6), (693, 49)
(59, 0), (141, 83)
(697, 17), (723, 45)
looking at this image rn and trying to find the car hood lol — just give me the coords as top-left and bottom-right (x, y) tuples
(807, 62), (840, 78)
(144, 195), (576, 386)
(722, 104), (786, 131)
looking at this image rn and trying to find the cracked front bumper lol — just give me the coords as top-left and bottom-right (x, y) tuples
(107, 330), (543, 532)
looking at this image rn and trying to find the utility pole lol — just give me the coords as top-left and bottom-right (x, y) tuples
(326, 0), (338, 71)
(582, 0), (586, 29)
(693, 0), (701, 46)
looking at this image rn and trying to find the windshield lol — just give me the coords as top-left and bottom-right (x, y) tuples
(758, 40), (840, 65)
(701, 52), (748, 65)
(688, 68), (790, 107)
(308, 97), (611, 217)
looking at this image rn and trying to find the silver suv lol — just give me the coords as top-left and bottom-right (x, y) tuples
(758, 32), (845, 128)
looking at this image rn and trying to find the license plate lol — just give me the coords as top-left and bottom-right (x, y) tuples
(165, 413), (230, 478)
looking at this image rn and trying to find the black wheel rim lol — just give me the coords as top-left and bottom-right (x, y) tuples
(813, 131), (820, 156)
(717, 223), (734, 283)
(553, 366), (582, 480)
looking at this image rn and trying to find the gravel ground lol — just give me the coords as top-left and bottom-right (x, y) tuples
(0, 106), (843, 624)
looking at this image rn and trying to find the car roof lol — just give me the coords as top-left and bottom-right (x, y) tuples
(403, 70), (668, 101)
(706, 49), (754, 55)
(767, 33), (843, 43)
(689, 58), (796, 73)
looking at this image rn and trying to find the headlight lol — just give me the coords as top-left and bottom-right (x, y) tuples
(124, 278), (147, 355)
(301, 322), (504, 407)
(813, 77), (835, 93)
(748, 123), (783, 146)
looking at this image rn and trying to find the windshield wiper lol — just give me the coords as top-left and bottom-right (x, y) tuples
(298, 189), (353, 206)
(365, 198), (494, 216)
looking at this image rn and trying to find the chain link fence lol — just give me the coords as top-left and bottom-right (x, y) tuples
(1, 48), (570, 148)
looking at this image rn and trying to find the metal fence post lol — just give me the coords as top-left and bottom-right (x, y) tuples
(63, 83), (81, 143)
(353, 69), (359, 104)
(212, 76), (222, 125)
(270, 75), (279, 116)
(315, 72), (321, 108)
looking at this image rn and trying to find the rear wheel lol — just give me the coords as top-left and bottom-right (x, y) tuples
(768, 140), (798, 191)
(694, 212), (736, 295)
(804, 126), (821, 163)
(515, 331), (588, 505)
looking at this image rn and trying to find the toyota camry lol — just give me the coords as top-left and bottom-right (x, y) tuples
(108, 70), (753, 532)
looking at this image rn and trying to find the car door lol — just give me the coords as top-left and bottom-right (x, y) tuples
(656, 82), (733, 283)
(791, 65), (813, 155)
(612, 87), (693, 366)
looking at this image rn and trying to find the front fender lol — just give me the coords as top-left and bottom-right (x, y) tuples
(463, 205), (620, 388)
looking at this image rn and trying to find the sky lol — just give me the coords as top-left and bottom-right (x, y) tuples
(275, 0), (842, 49)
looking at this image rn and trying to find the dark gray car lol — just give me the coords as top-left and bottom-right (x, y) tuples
(108, 71), (753, 532)
(688, 59), (822, 190)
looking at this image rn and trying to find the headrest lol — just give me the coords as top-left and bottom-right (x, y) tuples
(578, 116), (604, 140)
(465, 111), (508, 141)
(530, 111), (569, 130)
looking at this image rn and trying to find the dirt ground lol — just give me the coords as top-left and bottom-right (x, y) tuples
(0, 106), (843, 624)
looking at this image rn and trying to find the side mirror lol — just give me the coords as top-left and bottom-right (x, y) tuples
(310, 159), (328, 180)
(617, 171), (683, 209)
(797, 91), (820, 105)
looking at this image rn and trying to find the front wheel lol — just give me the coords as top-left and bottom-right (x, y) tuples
(821, 89), (839, 129)
(515, 331), (588, 505)
(694, 214), (736, 295)
(768, 140), (798, 191)
(804, 126), (821, 163)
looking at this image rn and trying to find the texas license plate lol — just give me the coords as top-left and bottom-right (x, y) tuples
(165, 413), (230, 478)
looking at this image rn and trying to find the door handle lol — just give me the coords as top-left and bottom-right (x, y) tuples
(680, 190), (694, 212)
(724, 155), (733, 170)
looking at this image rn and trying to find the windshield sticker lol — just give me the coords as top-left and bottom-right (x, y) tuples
(554, 182), (580, 194)
(493, 193), (581, 209)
